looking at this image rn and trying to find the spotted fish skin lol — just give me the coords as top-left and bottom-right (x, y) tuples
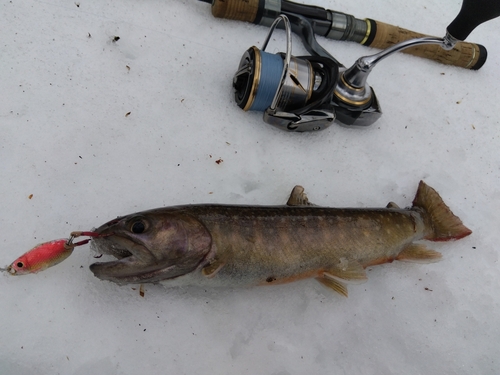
(89, 181), (471, 296)
(192, 205), (426, 284)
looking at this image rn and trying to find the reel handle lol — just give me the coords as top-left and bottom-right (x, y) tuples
(365, 20), (485, 69)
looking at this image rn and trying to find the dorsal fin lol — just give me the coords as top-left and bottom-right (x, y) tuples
(286, 185), (316, 206)
(386, 202), (400, 209)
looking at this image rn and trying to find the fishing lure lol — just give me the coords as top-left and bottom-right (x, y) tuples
(1, 232), (99, 275)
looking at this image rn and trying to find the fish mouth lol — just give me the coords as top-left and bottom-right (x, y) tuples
(89, 235), (173, 285)
(89, 234), (205, 285)
(90, 234), (134, 259)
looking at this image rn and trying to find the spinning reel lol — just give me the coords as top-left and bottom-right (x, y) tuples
(233, 16), (338, 131)
(232, 0), (500, 131)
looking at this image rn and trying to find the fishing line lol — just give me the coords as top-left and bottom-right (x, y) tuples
(249, 51), (284, 112)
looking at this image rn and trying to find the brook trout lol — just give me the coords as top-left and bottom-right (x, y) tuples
(89, 181), (471, 296)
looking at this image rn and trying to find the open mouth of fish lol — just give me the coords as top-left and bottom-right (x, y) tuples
(89, 235), (183, 285)
(90, 234), (134, 260)
(90, 235), (147, 284)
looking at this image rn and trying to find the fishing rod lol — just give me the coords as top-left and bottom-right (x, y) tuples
(200, 0), (500, 131)
(199, 0), (488, 70)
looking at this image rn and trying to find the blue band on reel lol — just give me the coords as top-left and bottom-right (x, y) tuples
(250, 51), (283, 112)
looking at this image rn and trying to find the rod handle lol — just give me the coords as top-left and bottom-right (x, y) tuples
(208, 0), (488, 70)
(211, 0), (259, 22)
(364, 20), (486, 70)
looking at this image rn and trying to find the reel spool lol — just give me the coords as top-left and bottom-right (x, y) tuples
(232, 15), (338, 132)
(234, 47), (316, 112)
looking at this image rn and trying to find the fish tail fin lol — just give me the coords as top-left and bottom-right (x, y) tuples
(412, 181), (472, 241)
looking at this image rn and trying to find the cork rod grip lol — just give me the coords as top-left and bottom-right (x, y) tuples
(211, 0), (260, 22)
(364, 20), (486, 70)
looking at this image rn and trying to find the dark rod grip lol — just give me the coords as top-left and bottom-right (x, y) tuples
(447, 0), (500, 41)
(365, 20), (487, 70)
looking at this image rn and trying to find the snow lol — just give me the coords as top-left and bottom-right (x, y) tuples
(1, 0), (499, 373)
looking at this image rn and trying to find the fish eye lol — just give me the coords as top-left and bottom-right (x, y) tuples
(130, 220), (146, 234)
(16, 262), (24, 268)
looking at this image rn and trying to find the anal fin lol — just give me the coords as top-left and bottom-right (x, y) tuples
(317, 259), (367, 297)
(323, 259), (368, 285)
(316, 277), (348, 297)
(396, 243), (442, 263)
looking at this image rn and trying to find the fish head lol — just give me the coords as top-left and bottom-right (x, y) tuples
(89, 209), (212, 285)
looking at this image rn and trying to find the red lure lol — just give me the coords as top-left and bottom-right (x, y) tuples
(3, 232), (100, 275)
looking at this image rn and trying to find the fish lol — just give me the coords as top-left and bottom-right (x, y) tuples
(4, 239), (73, 275)
(89, 181), (472, 296)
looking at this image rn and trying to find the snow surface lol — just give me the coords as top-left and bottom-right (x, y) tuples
(1, 0), (499, 374)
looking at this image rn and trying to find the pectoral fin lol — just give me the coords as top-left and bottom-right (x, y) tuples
(396, 243), (442, 263)
(287, 186), (317, 206)
(202, 257), (225, 278)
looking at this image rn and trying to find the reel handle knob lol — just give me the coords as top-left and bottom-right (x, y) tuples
(447, 0), (500, 41)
